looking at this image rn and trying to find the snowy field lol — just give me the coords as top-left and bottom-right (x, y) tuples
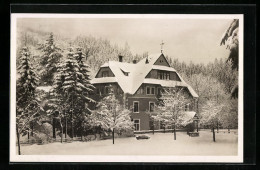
(18, 130), (238, 156)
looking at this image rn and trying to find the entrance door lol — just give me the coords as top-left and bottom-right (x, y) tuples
(134, 119), (140, 131)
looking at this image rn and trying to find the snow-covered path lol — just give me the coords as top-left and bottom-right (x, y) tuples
(18, 130), (238, 155)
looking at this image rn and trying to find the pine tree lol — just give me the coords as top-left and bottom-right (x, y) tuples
(220, 19), (239, 98)
(52, 47), (95, 140)
(16, 47), (42, 154)
(39, 32), (62, 85)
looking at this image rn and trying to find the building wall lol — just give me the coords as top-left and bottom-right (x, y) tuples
(170, 72), (181, 81)
(154, 55), (170, 67)
(126, 84), (159, 131)
(90, 83), (197, 131)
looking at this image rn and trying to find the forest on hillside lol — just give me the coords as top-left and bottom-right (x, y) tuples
(15, 20), (239, 154)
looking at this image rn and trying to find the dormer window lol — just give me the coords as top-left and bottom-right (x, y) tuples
(158, 71), (170, 80)
(185, 104), (190, 111)
(120, 69), (129, 76)
(102, 71), (109, 77)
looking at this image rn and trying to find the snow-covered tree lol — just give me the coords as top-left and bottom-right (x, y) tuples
(219, 99), (238, 132)
(220, 19), (239, 98)
(52, 47), (95, 139)
(152, 87), (192, 140)
(39, 32), (62, 85)
(200, 100), (225, 142)
(93, 93), (134, 144)
(16, 47), (42, 154)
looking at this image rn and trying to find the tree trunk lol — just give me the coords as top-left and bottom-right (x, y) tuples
(164, 126), (165, 133)
(196, 121), (199, 132)
(65, 117), (67, 139)
(174, 123), (176, 140)
(217, 122), (219, 133)
(153, 124), (154, 135)
(31, 122), (34, 137)
(71, 118), (74, 140)
(53, 118), (56, 139)
(112, 128), (115, 144)
(16, 126), (21, 155)
(60, 120), (63, 143)
(213, 127), (216, 142)
(27, 128), (30, 142)
(81, 127), (83, 141)
(228, 127), (230, 133)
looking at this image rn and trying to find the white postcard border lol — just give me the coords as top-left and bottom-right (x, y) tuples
(10, 14), (244, 163)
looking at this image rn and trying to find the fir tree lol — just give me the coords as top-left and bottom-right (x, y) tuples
(220, 19), (239, 98)
(39, 32), (62, 85)
(16, 47), (42, 154)
(52, 47), (95, 139)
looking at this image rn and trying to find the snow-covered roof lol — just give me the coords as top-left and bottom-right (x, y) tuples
(91, 53), (198, 97)
(90, 77), (117, 84)
(143, 79), (186, 87)
(36, 86), (52, 92)
(184, 111), (197, 120)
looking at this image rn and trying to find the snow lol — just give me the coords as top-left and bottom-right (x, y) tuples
(91, 53), (198, 97)
(184, 111), (196, 120)
(36, 86), (52, 92)
(18, 130), (238, 155)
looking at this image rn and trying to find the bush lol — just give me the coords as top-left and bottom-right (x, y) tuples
(118, 129), (134, 137)
(34, 132), (52, 144)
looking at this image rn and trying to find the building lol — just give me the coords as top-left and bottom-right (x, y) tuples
(90, 53), (198, 131)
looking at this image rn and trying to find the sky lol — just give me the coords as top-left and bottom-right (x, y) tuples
(17, 17), (233, 64)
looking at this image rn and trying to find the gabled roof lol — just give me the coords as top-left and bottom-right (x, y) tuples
(91, 53), (198, 97)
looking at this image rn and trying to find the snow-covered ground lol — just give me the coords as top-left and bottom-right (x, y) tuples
(18, 130), (238, 155)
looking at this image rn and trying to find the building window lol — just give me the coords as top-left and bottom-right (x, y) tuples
(166, 73), (170, 80)
(102, 71), (109, 77)
(137, 87), (144, 94)
(100, 87), (104, 94)
(151, 87), (155, 94)
(157, 87), (161, 95)
(133, 101), (139, 113)
(149, 102), (155, 112)
(158, 71), (170, 80)
(185, 104), (190, 111)
(104, 86), (110, 94)
(116, 87), (121, 95)
(146, 86), (150, 95)
(96, 87), (100, 95)
(133, 119), (140, 131)
(146, 86), (155, 95)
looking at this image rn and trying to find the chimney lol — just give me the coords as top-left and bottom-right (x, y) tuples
(133, 60), (137, 64)
(145, 57), (149, 64)
(119, 55), (123, 62)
